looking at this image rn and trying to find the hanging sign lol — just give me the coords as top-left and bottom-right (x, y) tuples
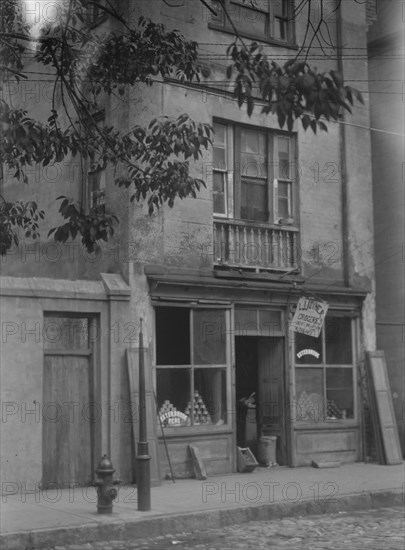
(290, 297), (329, 338)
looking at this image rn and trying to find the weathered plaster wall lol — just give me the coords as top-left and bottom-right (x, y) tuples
(0, 277), (133, 493)
(126, 0), (376, 351)
(1, 56), (131, 281)
(368, 0), (405, 452)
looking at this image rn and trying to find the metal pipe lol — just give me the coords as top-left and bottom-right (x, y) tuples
(136, 318), (151, 511)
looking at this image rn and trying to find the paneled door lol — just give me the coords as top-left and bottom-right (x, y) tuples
(258, 337), (287, 465)
(42, 316), (95, 488)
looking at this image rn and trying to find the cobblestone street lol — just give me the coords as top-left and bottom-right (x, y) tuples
(49, 506), (404, 550)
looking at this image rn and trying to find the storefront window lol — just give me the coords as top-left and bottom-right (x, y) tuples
(326, 368), (354, 419)
(295, 368), (324, 422)
(295, 331), (322, 364)
(193, 309), (226, 364)
(156, 307), (229, 429)
(194, 368), (227, 425)
(325, 317), (352, 364)
(294, 313), (355, 423)
(156, 307), (190, 365)
(157, 368), (190, 427)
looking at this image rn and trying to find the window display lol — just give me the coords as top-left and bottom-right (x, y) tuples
(294, 314), (355, 423)
(156, 307), (229, 429)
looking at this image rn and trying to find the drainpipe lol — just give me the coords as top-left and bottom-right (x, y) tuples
(337, 2), (350, 287)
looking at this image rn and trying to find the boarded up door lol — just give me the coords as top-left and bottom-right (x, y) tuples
(43, 316), (94, 487)
(258, 338), (286, 464)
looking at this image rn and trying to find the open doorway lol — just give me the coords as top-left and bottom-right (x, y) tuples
(235, 336), (287, 465)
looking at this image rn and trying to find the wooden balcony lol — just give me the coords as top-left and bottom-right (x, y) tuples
(213, 218), (300, 272)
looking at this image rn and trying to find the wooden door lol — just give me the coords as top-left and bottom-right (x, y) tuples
(42, 316), (94, 487)
(258, 337), (286, 464)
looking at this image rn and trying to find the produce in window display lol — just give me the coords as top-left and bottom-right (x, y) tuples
(185, 390), (212, 425)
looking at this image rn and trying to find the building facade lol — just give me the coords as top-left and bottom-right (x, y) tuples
(367, 0), (405, 455)
(1, 0), (379, 491)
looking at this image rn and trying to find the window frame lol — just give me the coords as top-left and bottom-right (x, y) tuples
(213, 121), (297, 225)
(85, 111), (106, 213)
(208, 0), (297, 48)
(293, 313), (357, 425)
(154, 304), (232, 433)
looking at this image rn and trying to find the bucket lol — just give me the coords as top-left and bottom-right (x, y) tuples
(257, 435), (277, 466)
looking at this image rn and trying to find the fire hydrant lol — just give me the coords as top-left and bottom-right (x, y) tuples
(94, 454), (119, 514)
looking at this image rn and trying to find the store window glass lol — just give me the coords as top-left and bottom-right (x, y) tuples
(156, 307), (190, 365)
(194, 368), (227, 425)
(156, 307), (229, 429)
(294, 313), (356, 423)
(157, 368), (190, 427)
(326, 368), (354, 419)
(325, 317), (352, 364)
(295, 331), (322, 364)
(295, 368), (324, 422)
(193, 309), (226, 365)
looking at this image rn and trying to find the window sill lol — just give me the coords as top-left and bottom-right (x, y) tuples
(213, 216), (300, 232)
(208, 22), (298, 50)
(157, 425), (233, 438)
(294, 421), (358, 430)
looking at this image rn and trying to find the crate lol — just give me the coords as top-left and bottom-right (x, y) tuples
(237, 446), (259, 473)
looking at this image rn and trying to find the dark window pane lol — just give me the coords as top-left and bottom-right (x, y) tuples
(157, 368), (190, 427)
(213, 172), (226, 214)
(259, 310), (282, 335)
(277, 136), (290, 177)
(235, 308), (258, 335)
(230, 3), (268, 36)
(193, 309), (226, 364)
(213, 123), (226, 169)
(156, 307), (190, 365)
(241, 129), (267, 178)
(326, 367), (354, 419)
(278, 196), (290, 218)
(295, 368), (324, 422)
(194, 368), (227, 424)
(295, 331), (322, 364)
(241, 179), (268, 221)
(274, 0), (288, 18)
(325, 317), (352, 364)
(210, 0), (224, 24)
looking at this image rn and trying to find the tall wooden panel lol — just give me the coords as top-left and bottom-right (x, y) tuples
(366, 351), (402, 465)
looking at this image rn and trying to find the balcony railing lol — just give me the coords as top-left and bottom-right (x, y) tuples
(213, 218), (299, 272)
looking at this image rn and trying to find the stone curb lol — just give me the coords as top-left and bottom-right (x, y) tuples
(2, 489), (403, 550)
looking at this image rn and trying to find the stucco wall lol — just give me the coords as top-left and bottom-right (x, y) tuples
(0, 277), (134, 493)
(368, 0), (405, 453)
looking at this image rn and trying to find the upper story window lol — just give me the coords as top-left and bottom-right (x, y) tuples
(210, 0), (295, 45)
(213, 121), (296, 225)
(85, 111), (106, 213)
(85, 0), (107, 27)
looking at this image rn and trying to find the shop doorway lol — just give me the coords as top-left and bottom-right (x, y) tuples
(235, 336), (287, 465)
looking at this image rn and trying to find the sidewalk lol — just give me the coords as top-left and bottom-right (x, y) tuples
(1, 462), (404, 549)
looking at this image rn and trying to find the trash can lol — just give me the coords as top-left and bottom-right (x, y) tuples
(257, 435), (277, 466)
